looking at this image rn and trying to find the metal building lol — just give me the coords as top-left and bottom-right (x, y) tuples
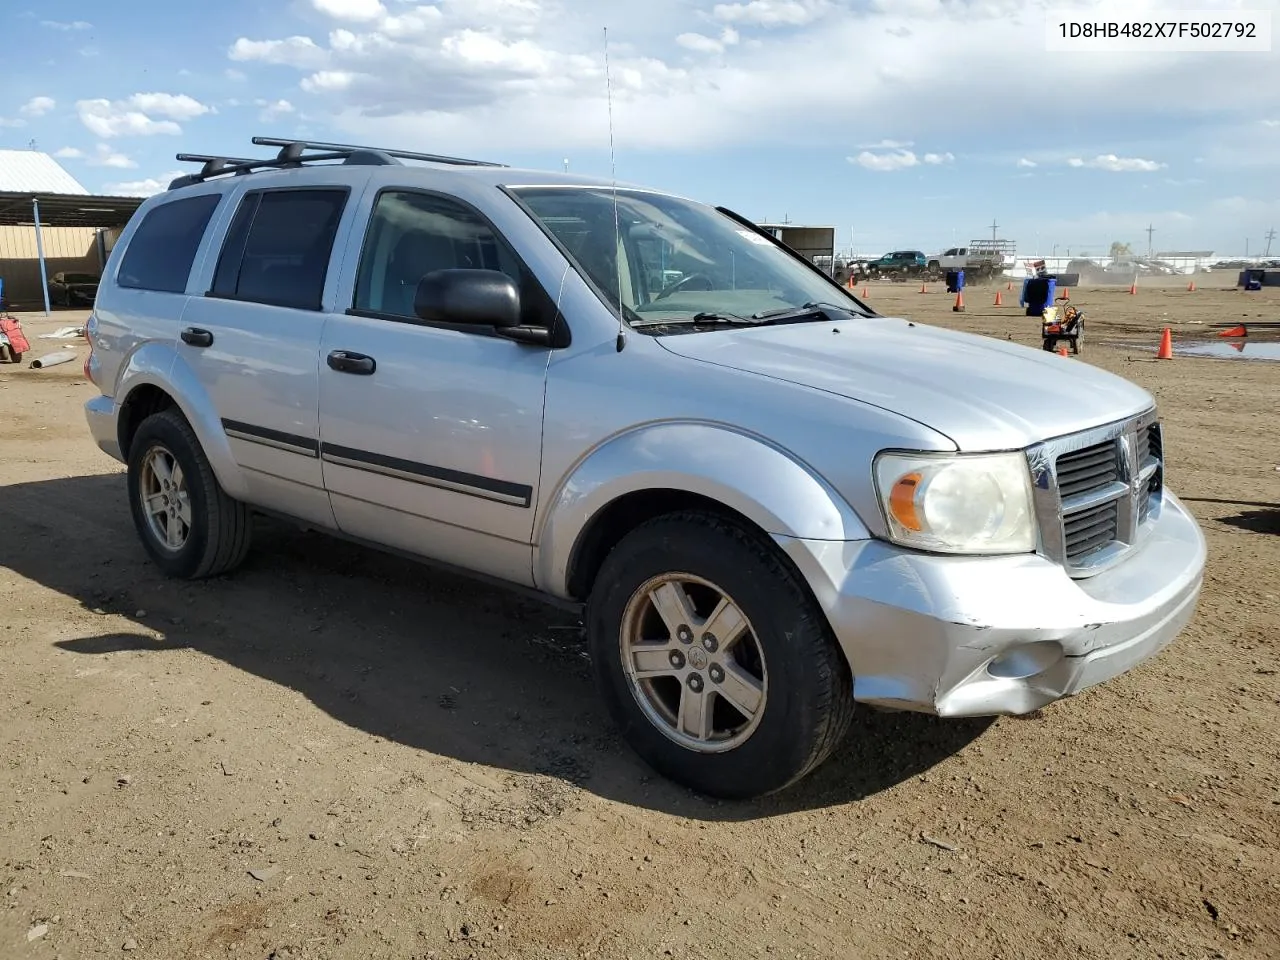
(0, 149), (143, 312)
(756, 222), (837, 274)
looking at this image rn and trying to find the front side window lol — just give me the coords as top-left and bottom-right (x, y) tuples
(512, 187), (864, 330)
(353, 189), (548, 327)
(117, 193), (221, 294)
(210, 188), (348, 311)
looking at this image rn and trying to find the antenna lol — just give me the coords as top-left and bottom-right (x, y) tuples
(605, 26), (626, 353)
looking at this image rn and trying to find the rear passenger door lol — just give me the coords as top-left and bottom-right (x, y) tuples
(178, 174), (369, 528)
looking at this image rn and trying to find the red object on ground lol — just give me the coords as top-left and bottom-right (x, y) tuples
(0, 316), (31, 355)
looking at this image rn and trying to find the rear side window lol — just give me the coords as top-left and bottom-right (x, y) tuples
(116, 194), (221, 293)
(210, 188), (348, 311)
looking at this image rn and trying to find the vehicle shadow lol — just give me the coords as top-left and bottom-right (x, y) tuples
(2, 473), (991, 821)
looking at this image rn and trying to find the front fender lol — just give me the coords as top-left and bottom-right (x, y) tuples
(534, 421), (871, 598)
(114, 346), (249, 500)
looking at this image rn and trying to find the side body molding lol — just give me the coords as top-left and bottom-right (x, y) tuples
(534, 421), (872, 599)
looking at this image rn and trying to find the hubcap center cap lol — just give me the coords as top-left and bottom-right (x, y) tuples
(688, 647), (708, 670)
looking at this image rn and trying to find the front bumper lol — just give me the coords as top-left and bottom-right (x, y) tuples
(775, 489), (1206, 717)
(84, 394), (124, 463)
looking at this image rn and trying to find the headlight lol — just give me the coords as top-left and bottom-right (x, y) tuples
(873, 451), (1036, 554)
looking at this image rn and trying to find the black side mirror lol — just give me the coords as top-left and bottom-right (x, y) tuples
(414, 268), (521, 328)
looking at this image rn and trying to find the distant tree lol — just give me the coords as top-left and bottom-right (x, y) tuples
(1109, 241), (1132, 259)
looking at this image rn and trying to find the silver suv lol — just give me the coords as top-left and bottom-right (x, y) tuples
(83, 137), (1207, 799)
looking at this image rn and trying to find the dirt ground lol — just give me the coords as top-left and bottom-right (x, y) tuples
(2, 275), (1278, 960)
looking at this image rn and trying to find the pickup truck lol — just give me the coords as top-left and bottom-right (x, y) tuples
(926, 242), (1016, 282)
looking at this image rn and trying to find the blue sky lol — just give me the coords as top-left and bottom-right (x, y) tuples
(2, 0), (1278, 257)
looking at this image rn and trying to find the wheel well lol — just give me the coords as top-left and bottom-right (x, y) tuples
(565, 489), (776, 601)
(118, 385), (177, 459)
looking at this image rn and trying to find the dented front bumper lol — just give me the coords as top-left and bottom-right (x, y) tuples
(775, 490), (1206, 717)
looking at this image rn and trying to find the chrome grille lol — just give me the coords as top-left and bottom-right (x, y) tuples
(1027, 410), (1164, 577)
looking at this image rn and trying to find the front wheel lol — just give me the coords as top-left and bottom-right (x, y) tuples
(126, 409), (253, 579)
(586, 511), (854, 799)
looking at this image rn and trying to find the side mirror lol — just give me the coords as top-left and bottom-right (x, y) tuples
(414, 268), (521, 329)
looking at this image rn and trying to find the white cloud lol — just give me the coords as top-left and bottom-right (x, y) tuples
(87, 143), (137, 169)
(75, 93), (210, 138)
(229, 35), (330, 69)
(257, 98), (296, 121)
(1261, 119), (1280, 128)
(1067, 154), (1165, 172)
(125, 93), (211, 121)
(217, 0), (1280, 156)
(922, 151), (953, 164)
(677, 32), (727, 53)
(41, 19), (91, 30)
(53, 146), (84, 159)
(0, 117), (26, 128)
(21, 96), (56, 117)
(1017, 157), (1036, 168)
(851, 149), (920, 171)
(712, 0), (829, 26)
(312, 0), (387, 20)
(859, 139), (912, 149)
(102, 171), (185, 198)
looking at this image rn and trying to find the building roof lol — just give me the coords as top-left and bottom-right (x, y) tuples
(0, 149), (89, 195)
(0, 191), (145, 228)
(1155, 250), (1215, 258)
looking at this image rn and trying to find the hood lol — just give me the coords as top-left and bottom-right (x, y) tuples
(655, 315), (1154, 450)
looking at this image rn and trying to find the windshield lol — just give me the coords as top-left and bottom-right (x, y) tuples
(511, 187), (864, 328)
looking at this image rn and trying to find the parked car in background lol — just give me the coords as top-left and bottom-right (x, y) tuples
(82, 137), (1206, 800)
(48, 271), (100, 307)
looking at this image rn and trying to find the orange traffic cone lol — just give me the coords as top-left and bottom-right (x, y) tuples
(994, 290), (1004, 306)
(861, 286), (869, 298)
(1129, 279), (1138, 295)
(1060, 287), (1069, 300)
(1156, 327), (1173, 359)
(919, 281), (928, 293)
(1217, 323), (1248, 338)
(1057, 344), (1069, 357)
(952, 291), (965, 312)
(1187, 280), (1196, 292)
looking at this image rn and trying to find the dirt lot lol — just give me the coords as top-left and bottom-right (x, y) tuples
(2, 276), (1279, 960)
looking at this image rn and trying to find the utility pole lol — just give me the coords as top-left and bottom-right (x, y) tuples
(990, 218), (999, 242)
(1265, 227), (1276, 258)
(1145, 223), (1155, 257)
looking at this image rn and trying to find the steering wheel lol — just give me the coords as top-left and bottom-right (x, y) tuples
(654, 272), (714, 301)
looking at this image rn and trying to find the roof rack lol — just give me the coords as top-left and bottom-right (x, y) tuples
(167, 136), (506, 190)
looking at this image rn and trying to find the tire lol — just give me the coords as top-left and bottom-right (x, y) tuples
(126, 408), (252, 579)
(585, 510), (854, 800)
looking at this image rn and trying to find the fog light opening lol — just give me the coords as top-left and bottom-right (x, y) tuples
(986, 641), (1064, 681)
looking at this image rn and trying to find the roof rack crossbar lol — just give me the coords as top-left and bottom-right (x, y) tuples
(167, 149), (357, 190)
(252, 136), (507, 168)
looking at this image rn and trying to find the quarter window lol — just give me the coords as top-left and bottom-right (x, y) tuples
(117, 193), (221, 294)
(210, 189), (348, 311)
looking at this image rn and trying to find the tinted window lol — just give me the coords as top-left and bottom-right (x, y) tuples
(117, 194), (221, 294)
(353, 190), (547, 326)
(211, 189), (347, 310)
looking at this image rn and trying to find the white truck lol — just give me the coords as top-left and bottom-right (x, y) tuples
(926, 240), (1018, 282)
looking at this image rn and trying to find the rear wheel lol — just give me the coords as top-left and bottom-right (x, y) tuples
(586, 510), (854, 799)
(126, 409), (252, 579)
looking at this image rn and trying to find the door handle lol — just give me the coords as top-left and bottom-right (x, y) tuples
(327, 350), (376, 375)
(180, 327), (214, 348)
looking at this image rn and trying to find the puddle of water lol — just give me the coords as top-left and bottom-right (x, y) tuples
(1177, 340), (1280, 361)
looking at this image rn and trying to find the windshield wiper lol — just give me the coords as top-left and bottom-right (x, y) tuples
(750, 301), (867, 322)
(630, 311), (760, 328)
